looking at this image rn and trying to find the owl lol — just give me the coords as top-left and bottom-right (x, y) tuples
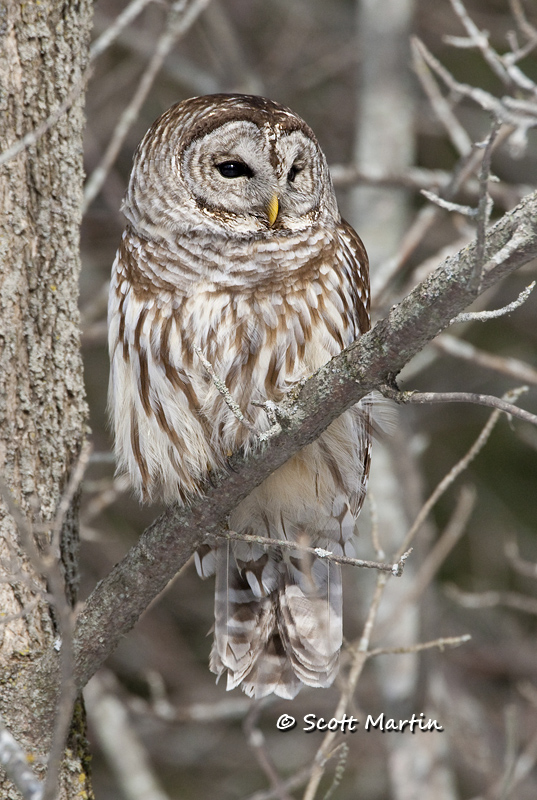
(108, 94), (371, 699)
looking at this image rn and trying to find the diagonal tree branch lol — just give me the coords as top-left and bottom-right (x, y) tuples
(62, 190), (537, 691)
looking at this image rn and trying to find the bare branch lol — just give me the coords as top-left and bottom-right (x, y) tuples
(367, 491), (385, 560)
(384, 387), (537, 427)
(448, 0), (537, 94)
(330, 163), (529, 209)
(90, 0), (157, 61)
(400, 485), (476, 610)
(474, 121), (501, 292)
(243, 704), (293, 800)
(83, 0), (213, 212)
(302, 572), (388, 800)
(433, 334), (537, 386)
(411, 36), (472, 157)
(412, 37), (537, 132)
(446, 585), (537, 616)
(368, 633), (471, 659)
(509, 0), (537, 48)
(128, 693), (251, 724)
(85, 671), (172, 800)
(421, 190), (477, 217)
(240, 768), (313, 800)
(216, 529), (410, 576)
(451, 280), (535, 323)
(373, 125), (515, 302)
(448, 0), (511, 86)
(391, 387), (526, 561)
(505, 540), (537, 579)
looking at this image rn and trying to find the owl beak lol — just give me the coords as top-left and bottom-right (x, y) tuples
(266, 194), (279, 226)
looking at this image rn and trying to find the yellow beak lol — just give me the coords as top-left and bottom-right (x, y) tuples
(267, 194), (279, 226)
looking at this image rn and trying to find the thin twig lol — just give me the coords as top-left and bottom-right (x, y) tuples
(449, 0), (537, 94)
(194, 346), (258, 434)
(85, 671), (172, 800)
(240, 767), (313, 800)
(302, 573), (388, 800)
(216, 530), (410, 576)
(391, 387), (527, 561)
(329, 163), (529, 208)
(411, 36), (472, 156)
(50, 441), (93, 554)
(394, 485), (476, 617)
(433, 334), (537, 386)
(412, 36), (537, 131)
(374, 124), (514, 303)
(376, 486), (476, 639)
(385, 387), (537, 427)
(368, 633), (471, 659)
(83, 0), (213, 212)
(367, 491), (385, 560)
(0, 600), (39, 628)
(446, 585), (537, 616)
(448, 0), (511, 85)
(451, 280), (535, 324)
(509, 0), (537, 48)
(128, 693), (251, 723)
(321, 743), (348, 800)
(421, 190), (477, 216)
(244, 703), (293, 800)
(90, 0), (157, 60)
(504, 540), (537, 579)
(473, 121), (501, 293)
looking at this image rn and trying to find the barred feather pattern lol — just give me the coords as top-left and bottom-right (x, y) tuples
(108, 95), (371, 699)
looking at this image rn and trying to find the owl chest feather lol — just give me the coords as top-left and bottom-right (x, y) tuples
(109, 226), (367, 503)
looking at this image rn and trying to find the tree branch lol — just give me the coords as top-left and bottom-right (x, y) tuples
(62, 190), (537, 691)
(383, 388), (537, 427)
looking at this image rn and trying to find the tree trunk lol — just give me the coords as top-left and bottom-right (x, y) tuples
(0, 1), (93, 797)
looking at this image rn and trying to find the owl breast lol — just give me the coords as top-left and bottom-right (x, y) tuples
(109, 219), (368, 510)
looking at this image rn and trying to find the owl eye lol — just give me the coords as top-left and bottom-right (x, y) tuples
(287, 164), (302, 183)
(216, 161), (254, 179)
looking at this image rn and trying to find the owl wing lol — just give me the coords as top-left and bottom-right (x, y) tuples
(337, 218), (370, 335)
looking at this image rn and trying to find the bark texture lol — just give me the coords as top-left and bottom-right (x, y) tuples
(0, 1), (92, 797)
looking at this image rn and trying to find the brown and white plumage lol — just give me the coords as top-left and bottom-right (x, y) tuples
(108, 94), (371, 699)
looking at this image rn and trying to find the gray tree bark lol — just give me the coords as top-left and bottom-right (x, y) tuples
(0, 1), (93, 798)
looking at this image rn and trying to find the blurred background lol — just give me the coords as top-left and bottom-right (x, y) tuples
(80, 1), (537, 798)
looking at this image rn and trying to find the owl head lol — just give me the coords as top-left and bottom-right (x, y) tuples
(123, 94), (339, 239)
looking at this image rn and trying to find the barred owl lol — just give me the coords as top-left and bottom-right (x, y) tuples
(108, 94), (371, 699)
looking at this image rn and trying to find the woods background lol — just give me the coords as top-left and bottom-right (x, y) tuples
(2, 0), (537, 799)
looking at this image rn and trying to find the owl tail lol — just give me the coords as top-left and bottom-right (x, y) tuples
(196, 541), (342, 699)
